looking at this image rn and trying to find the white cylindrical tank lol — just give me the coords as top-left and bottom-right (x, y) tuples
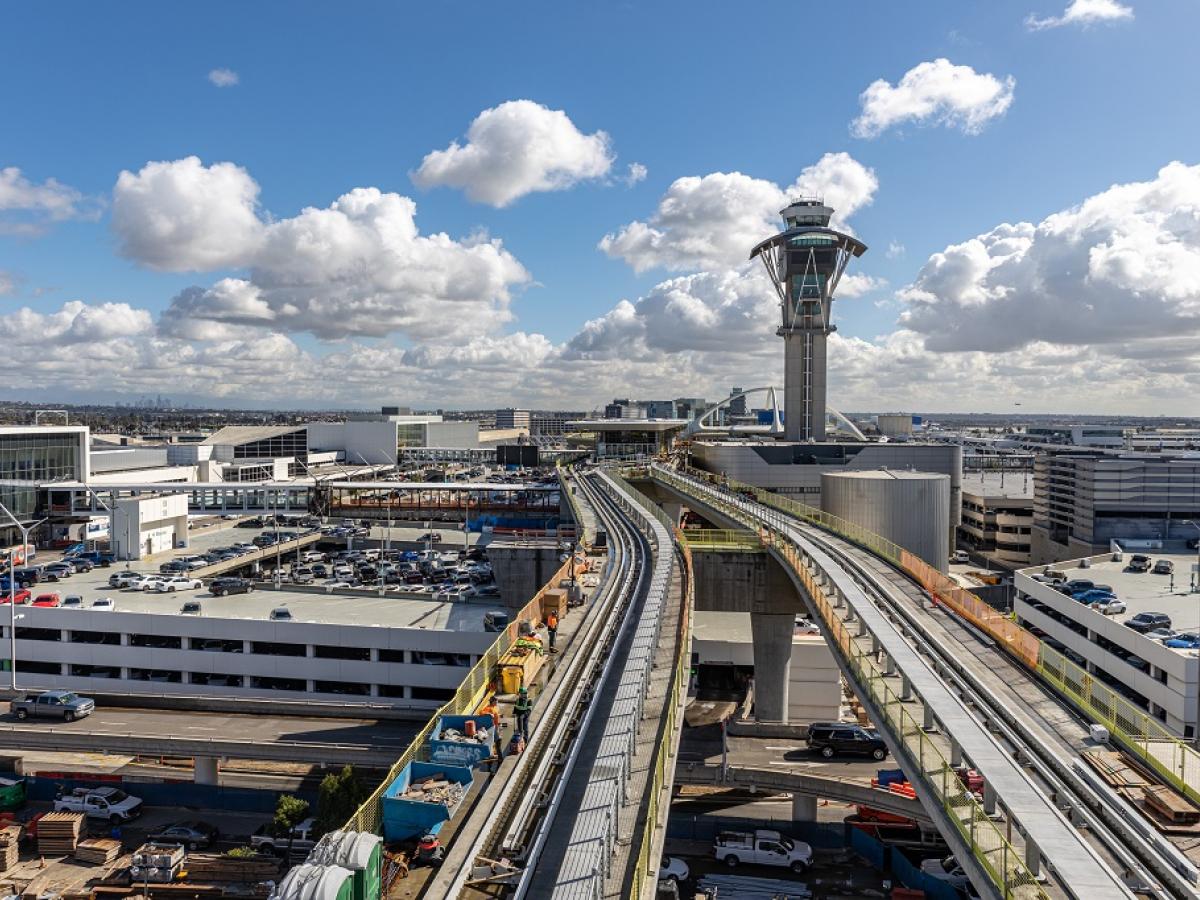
(876, 414), (914, 438)
(821, 470), (950, 573)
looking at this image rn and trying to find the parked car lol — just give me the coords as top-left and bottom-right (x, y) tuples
(1146, 627), (1179, 642)
(31, 592), (62, 607)
(91, 598), (116, 611)
(951, 550), (970, 564)
(920, 855), (971, 890)
(153, 577), (203, 593)
(251, 817), (317, 858)
(147, 820), (219, 850)
(1096, 598), (1127, 615)
(180, 600), (203, 615)
(1125, 612), (1172, 633)
(1165, 633), (1200, 649)
(269, 606), (293, 621)
(108, 570), (143, 589)
(0, 589), (31, 605)
(1154, 560), (1175, 575)
(68, 551), (115, 568)
(42, 563), (73, 581)
(11, 690), (95, 722)
(60, 595), (84, 609)
(713, 829), (812, 873)
(209, 577), (253, 597)
(1060, 579), (1094, 595)
(806, 722), (888, 760)
(659, 857), (690, 883)
(1073, 589), (1117, 604)
(1126, 554), (1153, 573)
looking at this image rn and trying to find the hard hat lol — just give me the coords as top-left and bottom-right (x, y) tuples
(518, 686), (528, 694)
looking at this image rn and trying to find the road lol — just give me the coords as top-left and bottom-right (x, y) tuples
(0, 705), (421, 766)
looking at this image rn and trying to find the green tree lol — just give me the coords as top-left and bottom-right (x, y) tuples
(273, 794), (310, 863)
(315, 765), (367, 835)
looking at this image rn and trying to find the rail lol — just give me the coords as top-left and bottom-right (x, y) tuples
(344, 553), (576, 834)
(606, 471), (694, 900)
(644, 464), (1050, 900)
(659, 464), (1200, 809)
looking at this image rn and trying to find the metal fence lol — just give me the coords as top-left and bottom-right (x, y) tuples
(644, 465), (1047, 900)
(343, 555), (576, 834)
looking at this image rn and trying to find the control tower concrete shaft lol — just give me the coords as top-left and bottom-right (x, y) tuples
(751, 200), (867, 442)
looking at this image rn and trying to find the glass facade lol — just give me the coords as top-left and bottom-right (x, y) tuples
(233, 429), (307, 460)
(0, 433), (82, 522)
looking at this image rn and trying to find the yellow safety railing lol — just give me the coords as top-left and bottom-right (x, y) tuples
(655, 464), (1200, 807)
(679, 528), (762, 551)
(607, 471), (694, 900)
(344, 555), (577, 834)
(643, 466), (1047, 899)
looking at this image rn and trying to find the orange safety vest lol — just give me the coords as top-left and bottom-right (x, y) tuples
(546, 612), (558, 630)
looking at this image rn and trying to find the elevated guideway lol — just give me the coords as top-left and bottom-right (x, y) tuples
(435, 468), (691, 900)
(645, 464), (1145, 900)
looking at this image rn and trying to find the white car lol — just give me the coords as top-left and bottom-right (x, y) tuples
(1097, 598), (1127, 615)
(133, 575), (168, 591)
(659, 857), (690, 883)
(920, 855), (971, 890)
(301, 551), (325, 563)
(91, 598), (116, 611)
(108, 571), (143, 589)
(153, 577), (202, 593)
(60, 595), (85, 609)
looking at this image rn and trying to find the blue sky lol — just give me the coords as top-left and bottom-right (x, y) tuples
(2, 0), (1199, 413)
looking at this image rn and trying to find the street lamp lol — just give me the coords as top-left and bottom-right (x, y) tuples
(1184, 521), (1200, 593)
(0, 499), (44, 692)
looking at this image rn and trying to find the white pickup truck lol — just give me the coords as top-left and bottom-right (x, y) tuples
(250, 817), (317, 857)
(713, 829), (813, 873)
(54, 786), (143, 823)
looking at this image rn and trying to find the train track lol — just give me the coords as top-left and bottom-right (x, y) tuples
(442, 470), (654, 897)
(665, 466), (1198, 900)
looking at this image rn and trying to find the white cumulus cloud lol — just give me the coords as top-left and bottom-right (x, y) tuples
(1026, 0), (1133, 30)
(121, 160), (532, 341)
(599, 153), (878, 274)
(0, 166), (99, 235)
(412, 100), (614, 207)
(208, 68), (240, 87)
(851, 58), (1015, 139)
(899, 161), (1200, 355)
(113, 157), (265, 271)
(624, 162), (648, 186)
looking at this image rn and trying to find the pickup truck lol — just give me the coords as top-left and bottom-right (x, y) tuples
(54, 787), (143, 823)
(713, 829), (813, 873)
(250, 817), (317, 857)
(11, 690), (95, 722)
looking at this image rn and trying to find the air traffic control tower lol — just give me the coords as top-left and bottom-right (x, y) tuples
(751, 200), (867, 442)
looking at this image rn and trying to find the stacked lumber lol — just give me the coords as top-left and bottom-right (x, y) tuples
(181, 853), (281, 883)
(37, 811), (84, 855)
(76, 838), (122, 865)
(0, 824), (20, 872)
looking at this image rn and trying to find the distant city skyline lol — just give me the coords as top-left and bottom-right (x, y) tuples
(2, 2), (1198, 413)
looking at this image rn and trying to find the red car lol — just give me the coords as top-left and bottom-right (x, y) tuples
(31, 593), (61, 608)
(0, 589), (30, 605)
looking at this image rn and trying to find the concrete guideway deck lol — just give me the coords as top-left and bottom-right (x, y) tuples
(650, 466), (1133, 900)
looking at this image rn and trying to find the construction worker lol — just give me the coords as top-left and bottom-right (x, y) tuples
(514, 686), (533, 739)
(545, 610), (559, 652)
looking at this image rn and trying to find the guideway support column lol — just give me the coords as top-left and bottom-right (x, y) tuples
(792, 793), (817, 822)
(750, 611), (793, 723)
(194, 756), (219, 785)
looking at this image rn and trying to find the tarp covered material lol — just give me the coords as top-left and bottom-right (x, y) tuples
(311, 830), (381, 871)
(272, 863), (354, 900)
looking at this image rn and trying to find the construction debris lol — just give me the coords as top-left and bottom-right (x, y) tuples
(37, 812), (84, 856)
(437, 727), (490, 746)
(1082, 749), (1200, 830)
(400, 773), (467, 807)
(75, 839), (122, 865)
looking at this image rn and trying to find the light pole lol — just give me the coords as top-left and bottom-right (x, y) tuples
(0, 501), (43, 692)
(1185, 521), (1200, 594)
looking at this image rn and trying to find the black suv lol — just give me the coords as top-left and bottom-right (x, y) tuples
(806, 723), (889, 760)
(1125, 612), (1172, 633)
(209, 577), (254, 597)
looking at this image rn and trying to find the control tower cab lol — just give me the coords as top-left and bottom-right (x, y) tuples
(751, 199), (867, 442)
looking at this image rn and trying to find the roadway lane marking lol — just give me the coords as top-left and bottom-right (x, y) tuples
(762, 745), (795, 751)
